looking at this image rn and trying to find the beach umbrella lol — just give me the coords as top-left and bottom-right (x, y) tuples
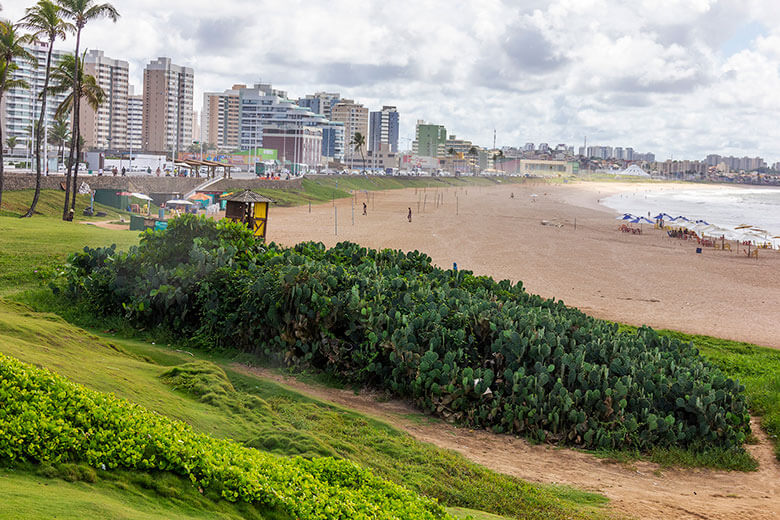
(130, 192), (153, 201)
(620, 213), (636, 220)
(638, 217), (653, 224)
(694, 219), (710, 225)
(166, 199), (193, 205)
(734, 224), (753, 230)
(675, 215), (690, 222)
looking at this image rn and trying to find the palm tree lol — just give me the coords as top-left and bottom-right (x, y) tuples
(20, 0), (74, 218)
(351, 132), (366, 170)
(0, 21), (35, 210)
(5, 135), (18, 153)
(56, 0), (119, 220)
(48, 116), (70, 164)
(46, 52), (104, 196)
(47, 53), (105, 120)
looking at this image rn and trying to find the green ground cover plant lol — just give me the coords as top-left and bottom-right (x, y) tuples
(0, 298), (610, 520)
(61, 214), (751, 456)
(0, 351), (452, 520)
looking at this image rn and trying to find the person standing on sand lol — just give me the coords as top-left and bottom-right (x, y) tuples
(408, 207), (412, 222)
(363, 202), (367, 215)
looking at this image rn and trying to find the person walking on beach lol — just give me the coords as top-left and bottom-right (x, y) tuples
(407, 207), (412, 222)
(363, 202), (367, 216)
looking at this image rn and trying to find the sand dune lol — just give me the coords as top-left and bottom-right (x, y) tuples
(267, 180), (780, 348)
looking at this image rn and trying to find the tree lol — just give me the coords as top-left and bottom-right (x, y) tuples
(20, 0), (74, 218)
(55, 0), (119, 220)
(351, 132), (366, 170)
(47, 53), (105, 120)
(48, 116), (70, 163)
(5, 135), (17, 152)
(0, 21), (35, 210)
(468, 146), (478, 175)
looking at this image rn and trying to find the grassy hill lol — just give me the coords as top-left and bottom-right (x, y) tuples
(1, 185), (778, 518)
(0, 297), (610, 520)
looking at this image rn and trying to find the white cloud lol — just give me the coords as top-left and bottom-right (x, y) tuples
(4, 0), (780, 161)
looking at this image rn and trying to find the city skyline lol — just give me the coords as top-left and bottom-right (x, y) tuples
(4, 0), (780, 161)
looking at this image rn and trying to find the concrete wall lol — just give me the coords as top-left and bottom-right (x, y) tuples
(3, 173), (302, 194)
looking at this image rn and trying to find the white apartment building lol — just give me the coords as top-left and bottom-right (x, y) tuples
(127, 86), (142, 152)
(81, 50), (129, 150)
(1, 41), (69, 156)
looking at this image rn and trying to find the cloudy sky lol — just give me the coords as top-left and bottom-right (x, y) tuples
(6, 0), (780, 162)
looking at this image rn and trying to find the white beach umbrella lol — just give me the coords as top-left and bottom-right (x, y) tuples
(166, 199), (193, 205)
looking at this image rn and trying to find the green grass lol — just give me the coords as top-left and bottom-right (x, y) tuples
(0, 462), (282, 520)
(256, 175), (525, 207)
(0, 189), (129, 220)
(0, 298), (612, 520)
(0, 214), (140, 298)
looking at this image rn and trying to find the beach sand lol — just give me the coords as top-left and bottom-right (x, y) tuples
(267, 180), (780, 348)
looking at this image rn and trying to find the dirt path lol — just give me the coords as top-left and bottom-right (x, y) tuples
(235, 364), (780, 520)
(82, 220), (129, 230)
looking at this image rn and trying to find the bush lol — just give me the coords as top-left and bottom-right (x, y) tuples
(62, 216), (752, 452)
(0, 353), (450, 520)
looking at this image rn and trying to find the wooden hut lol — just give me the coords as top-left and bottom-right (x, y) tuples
(223, 189), (273, 239)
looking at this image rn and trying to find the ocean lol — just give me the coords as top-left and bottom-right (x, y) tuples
(601, 186), (780, 246)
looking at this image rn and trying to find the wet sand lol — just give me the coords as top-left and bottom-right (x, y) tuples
(266, 180), (780, 348)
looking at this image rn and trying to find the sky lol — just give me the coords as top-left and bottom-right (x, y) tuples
(5, 0), (780, 162)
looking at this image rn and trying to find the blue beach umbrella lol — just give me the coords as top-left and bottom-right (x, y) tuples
(638, 217), (654, 224)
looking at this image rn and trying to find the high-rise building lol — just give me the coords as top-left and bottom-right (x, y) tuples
(321, 121), (345, 162)
(237, 83), (331, 166)
(331, 99), (369, 162)
(142, 57), (194, 153)
(81, 50), (129, 150)
(298, 92), (340, 120)
(369, 105), (399, 153)
(202, 84), (244, 151)
(524, 142), (535, 152)
(127, 86), (142, 153)
(413, 121), (447, 157)
(0, 41), (68, 154)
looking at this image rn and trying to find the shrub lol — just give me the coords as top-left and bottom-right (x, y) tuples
(62, 217), (751, 452)
(0, 353), (450, 520)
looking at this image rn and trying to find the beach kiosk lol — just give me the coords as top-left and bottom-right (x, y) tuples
(223, 189), (273, 239)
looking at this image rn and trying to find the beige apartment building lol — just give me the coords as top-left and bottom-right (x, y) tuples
(202, 84), (244, 150)
(142, 57), (194, 153)
(80, 50), (129, 150)
(331, 99), (368, 163)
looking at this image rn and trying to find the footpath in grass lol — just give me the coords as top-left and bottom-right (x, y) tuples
(0, 298), (612, 520)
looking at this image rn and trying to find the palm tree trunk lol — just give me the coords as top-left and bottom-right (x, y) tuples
(71, 130), (81, 212)
(24, 38), (55, 218)
(63, 28), (82, 221)
(0, 78), (6, 211)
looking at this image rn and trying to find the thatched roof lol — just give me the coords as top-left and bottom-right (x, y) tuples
(223, 189), (274, 203)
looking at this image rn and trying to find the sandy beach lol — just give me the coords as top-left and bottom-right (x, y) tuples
(267, 180), (780, 348)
